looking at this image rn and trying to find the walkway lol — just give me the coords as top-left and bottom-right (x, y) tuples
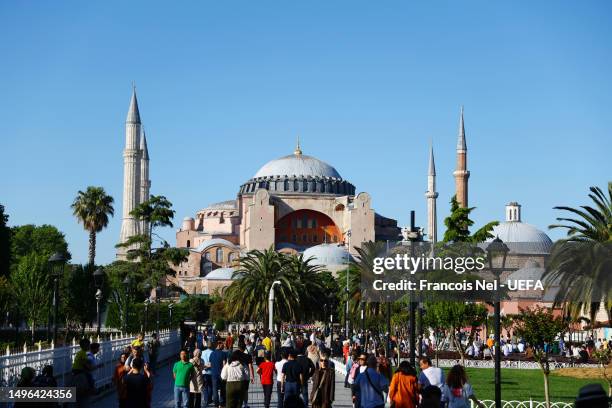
(93, 361), (352, 408)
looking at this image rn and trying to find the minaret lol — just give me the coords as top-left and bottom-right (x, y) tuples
(425, 144), (438, 244)
(453, 106), (470, 207)
(139, 127), (151, 237)
(117, 86), (142, 259)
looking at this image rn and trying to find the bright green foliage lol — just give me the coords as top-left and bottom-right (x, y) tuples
(514, 306), (568, 407)
(544, 183), (612, 323)
(71, 186), (114, 267)
(10, 253), (51, 341)
(61, 264), (99, 335)
(10, 224), (70, 265)
(442, 195), (498, 243)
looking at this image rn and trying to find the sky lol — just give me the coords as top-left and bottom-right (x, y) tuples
(0, 1), (610, 265)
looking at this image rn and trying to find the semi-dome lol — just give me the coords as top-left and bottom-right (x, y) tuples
(303, 244), (352, 269)
(205, 267), (236, 280)
(254, 154), (341, 179)
(486, 202), (553, 254)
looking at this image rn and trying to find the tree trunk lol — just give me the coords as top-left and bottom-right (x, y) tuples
(543, 371), (550, 408)
(88, 230), (96, 267)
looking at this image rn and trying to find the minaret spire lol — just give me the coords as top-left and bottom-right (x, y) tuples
(453, 106), (470, 207)
(118, 86), (143, 259)
(139, 127), (151, 236)
(426, 142), (438, 244)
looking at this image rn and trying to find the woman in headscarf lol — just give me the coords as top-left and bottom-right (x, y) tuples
(310, 355), (335, 408)
(189, 348), (205, 408)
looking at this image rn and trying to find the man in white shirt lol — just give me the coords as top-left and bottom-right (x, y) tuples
(418, 356), (445, 403)
(275, 350), (288, 408)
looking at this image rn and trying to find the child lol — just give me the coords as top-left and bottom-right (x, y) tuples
(257, 351), (276, 408)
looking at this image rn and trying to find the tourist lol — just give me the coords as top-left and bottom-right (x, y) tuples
(210, 341), (228, 408)
(132, 333), (145, 349)
(14, 367), (36, 408)
(87, 342), (103, 388)
(71, 338), (96, 406)
(376, 348), (392, 382)
(147, 333), (160, 373)
(281, 349), (304, 408)
(351, 353), (368, 408)
(419, 385), (442, 408)
(388, 361), (419, 408)
(123, 357), (151, 408)
(352, 355), (389, 408)
(189, 349), (205, 408)
(345, 351), (359, 388)
(307, 342), (320, 368)
(257, 351), (276, 408)
(202, 341), (214, 407)
(222, 350), (249, 408)
(112, 353), (129, 408)
(275, 349), (289, 408)
(173, 350), (195, 408)
(310, 355), (335, 408)
(417, 357), (444, 407)
(262, 332), (273, 352)
(442, 365), (485, 408)
(184, 331), (198, 358)
(297, 348), (316, 407)
(237, 342), (255, 408)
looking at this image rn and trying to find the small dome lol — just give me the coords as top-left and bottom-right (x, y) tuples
(254, 153), (341, 179)
(303, 244), (351, 268)
(508, 260), (544, 281)
(488, 222), (553, 254)
(205, 267), (236, 280)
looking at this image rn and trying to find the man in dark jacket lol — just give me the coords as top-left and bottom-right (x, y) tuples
(296, 350), (316, 407)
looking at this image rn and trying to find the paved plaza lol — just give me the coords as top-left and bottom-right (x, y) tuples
(93, 360), (352, 408)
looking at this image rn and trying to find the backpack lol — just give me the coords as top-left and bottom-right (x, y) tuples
(348, 363), (359, 384)
(447, 386), (470, 408)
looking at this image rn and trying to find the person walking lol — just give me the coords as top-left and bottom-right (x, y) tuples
(388, 361), (419, 408)
(281, 350), (304, 408)
(309, 355), (335, 408)
(189, 349), (205, 408)
(442, 365), (485, 408)
(202, 341), (214, 407)
(222, 350), (248, 408)
(112, 353), (129, 408)
(238, 342), (255, 408)
(275, 349), (289, 408)
(417, 357), (445, 407)
(173, 350), (195, 408)
(257, 351), (276, 408)
(297, 349), (316, 407)
(353, 355), (389, 408)
(210, 341), (228, 408)
(147, 333), (161, 373)
(123, 358), (151, 408)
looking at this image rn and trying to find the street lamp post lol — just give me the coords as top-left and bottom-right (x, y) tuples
(360, 300), (365, 334)
(168, 302), (174, 327)
(345, 230), (351, 338)
(93, 267), (105, 337)
(486, 236), (509, 408)
(143, 299), (150, 333)
(122, 276), (131, 333)
(268, 280), (282, 332)
(48, 253), (66, 345)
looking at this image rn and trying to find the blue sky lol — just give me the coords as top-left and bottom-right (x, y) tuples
(1, 1), (610, 265)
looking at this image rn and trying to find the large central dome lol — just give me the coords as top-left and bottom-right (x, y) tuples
(254, 153), (341, 179)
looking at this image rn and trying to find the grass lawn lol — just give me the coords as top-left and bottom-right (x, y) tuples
(465, 367), (608, 402)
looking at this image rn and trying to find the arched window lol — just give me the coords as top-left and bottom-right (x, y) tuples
(186, 240), (191, 248)
(205, 252), (211, 261)
(216, 248), (223, 263)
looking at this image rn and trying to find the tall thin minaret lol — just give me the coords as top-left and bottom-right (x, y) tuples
(453, 106), (470, 207)
(139, 127), (151, 237)
(117, 86), (142, 259)
(425, 143), (438, 244)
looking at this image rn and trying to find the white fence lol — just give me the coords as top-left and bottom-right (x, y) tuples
(0, 329), (181, 388)
(476, 402), (572, 408)
(425, 358), (597, 370)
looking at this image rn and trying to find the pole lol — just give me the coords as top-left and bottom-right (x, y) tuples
(96, 299), (101, 336)
(409, 301), (416, 367)
(144, 302), (149, 333)
(418, 304), (424, 358)
(345, 231), (351, 338)
(268, 281), (281, 333)
(360, 302), (365, 334)
(386, 301), (391, 360)
(124, 288), (129, 333)
(52, 277), (59, 344)
(156, 298), (160, 335)
(494, 300), (501, 408)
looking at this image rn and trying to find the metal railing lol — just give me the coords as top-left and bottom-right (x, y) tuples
(475, 402), (572, 408)
(0, 329), (181, 388)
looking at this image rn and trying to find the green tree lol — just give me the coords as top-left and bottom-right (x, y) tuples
(116, 195), (187, 288)
(10, 253), (51, 342)
(0, 204), (10, 277)
(62, 264), (98, 335)
(10, 224), (70, 265)
(442, 195), (499, 243)
(514, 306), (567, 407)
(71, 186), (114, 267)
(592, 347), (612, 397)
(544, 183), (612, 323)
(283, 253), (327, 321)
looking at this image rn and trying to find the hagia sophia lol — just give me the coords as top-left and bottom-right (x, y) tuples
(116, 88), (557, 303)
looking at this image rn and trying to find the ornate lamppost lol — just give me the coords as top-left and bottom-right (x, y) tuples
(168, 302), (174, 327)
(93, 267), (105, 336)
(486, 236), (509, 408)
(48, 252), (66, 345)
(155, 286), (161, 335)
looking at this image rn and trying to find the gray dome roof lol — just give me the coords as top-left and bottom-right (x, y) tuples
(254, 154), (341, 179)
(508, 260), (544, 281)
(192, 238), (239, 253)
(303, 244), (351, 267)
(204, 200), (237, 210)
(205, 267), (236, 280)
(487, 222), (553, 254)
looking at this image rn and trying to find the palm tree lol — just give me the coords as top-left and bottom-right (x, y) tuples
(71, 186), (114, 267)
(283, 253), (327, 321)
(544, 183), (612, 322)
(224, 248), (297, 322)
